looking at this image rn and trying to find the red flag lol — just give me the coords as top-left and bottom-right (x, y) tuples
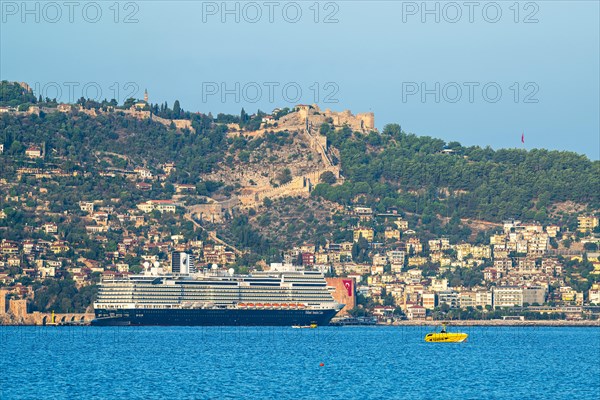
(521, 132), (525, 144)
(342, 279), (353, 297)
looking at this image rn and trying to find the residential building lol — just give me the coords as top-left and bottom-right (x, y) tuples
(493, 286), (523, 308)
(484, 267), (501, 281)
(261, 115), (275, 125)
(394, 219), (409, 230)
(1, 240), (20, 254)
(372, 254), (388, 266)
(353, 228), (374, 242)
(431, 278), (448, 292)
(408, 256), (427, 267)
(134, 167), (153, 180)
(92, 212), (109, 225)
(437, 291), (459, 308)
(523, 286), (547, 305)
(373, 306), (395, 321)
(577, 215), (599, 233)
(387, 250), (405, 267)
(406, 305), (426, 320)
(407, 237), (423, 254)
(43, 223), (58, 234)
(546, 225), (560, 238)
(459, 291), (477, 308)
(588, 284), (600, 305)
(353, 207), (373, 220)
(25, 146), (42, 158)
(476, 290), (493, 308)
(174, 184), (196, 193)
(493, 258), (512, 273)
(137, 200), (178, 213)
(422, 292), (436, 309)
(384, 227), (400, 241)
(301, 253), (315, 266)
(50, 241), (69, 254)
(79, 201), (95, 213)
(136, 182), (152, 191)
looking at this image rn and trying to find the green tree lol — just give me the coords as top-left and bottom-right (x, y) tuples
(320, 171), (337, 185)
(277, 168), (292, 185)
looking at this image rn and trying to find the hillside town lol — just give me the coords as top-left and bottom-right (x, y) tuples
(2, 190), (599, 323)
(1, 81), (599, 324)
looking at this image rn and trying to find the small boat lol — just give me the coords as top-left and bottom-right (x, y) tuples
(292, 323), (318, 329)
(425, 323), (468, 343)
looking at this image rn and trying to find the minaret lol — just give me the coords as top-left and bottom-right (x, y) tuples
(144, 89), (148, 103)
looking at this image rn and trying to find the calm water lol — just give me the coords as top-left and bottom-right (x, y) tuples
(1, 326), (599, 400)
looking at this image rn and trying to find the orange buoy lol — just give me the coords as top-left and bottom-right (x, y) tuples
(319, 363), (325, 367)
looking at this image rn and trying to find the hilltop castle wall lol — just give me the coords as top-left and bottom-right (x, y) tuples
(288, 104), (375, 133)
(236, 165), (341, 208)
(73, 107), (194, 133)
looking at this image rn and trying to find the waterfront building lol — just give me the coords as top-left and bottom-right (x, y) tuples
(438, 291), (459, 308)
(523, 286), (547, 305)
(493, 286), (524, 308)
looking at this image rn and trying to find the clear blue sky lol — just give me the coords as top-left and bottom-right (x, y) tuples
(1, 1), (598, 159)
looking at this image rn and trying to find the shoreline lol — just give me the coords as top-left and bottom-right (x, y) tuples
(383, 320), (600, 327)
(1, 320), (599, 327)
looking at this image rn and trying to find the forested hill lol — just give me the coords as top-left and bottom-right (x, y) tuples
(0, 108), (225, 179)
(313, 124), (599, 225)
(0, 78), (598, 228)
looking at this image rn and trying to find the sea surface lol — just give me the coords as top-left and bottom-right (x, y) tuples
(1, 326), (599, 400)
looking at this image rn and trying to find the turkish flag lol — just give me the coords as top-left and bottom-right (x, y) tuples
(342, 279), (353, 297)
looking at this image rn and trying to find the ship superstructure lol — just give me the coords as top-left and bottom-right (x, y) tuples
(93, 267), (343, 326)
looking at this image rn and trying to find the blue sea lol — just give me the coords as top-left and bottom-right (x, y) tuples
(1, 326), (599, 400)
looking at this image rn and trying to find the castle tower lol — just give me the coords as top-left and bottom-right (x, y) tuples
(9, 299), (27, 318)
(0, 289), (7, 315)
(144, 89), (148, 103)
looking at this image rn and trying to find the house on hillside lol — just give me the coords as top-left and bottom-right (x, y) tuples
(25, 146), (42, 158)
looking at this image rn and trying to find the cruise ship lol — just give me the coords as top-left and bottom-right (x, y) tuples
(92, 266), (344, 326)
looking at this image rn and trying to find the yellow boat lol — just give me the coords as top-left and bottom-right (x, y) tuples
(425, 324), (468, 343)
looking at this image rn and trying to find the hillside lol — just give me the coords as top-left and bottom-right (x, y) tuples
(1, 80), (599, 318)
(1, 80), (599, 242)
(314, 124), (599, 226)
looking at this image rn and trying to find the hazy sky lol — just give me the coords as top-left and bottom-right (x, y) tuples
(1, 1), (598, 159)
